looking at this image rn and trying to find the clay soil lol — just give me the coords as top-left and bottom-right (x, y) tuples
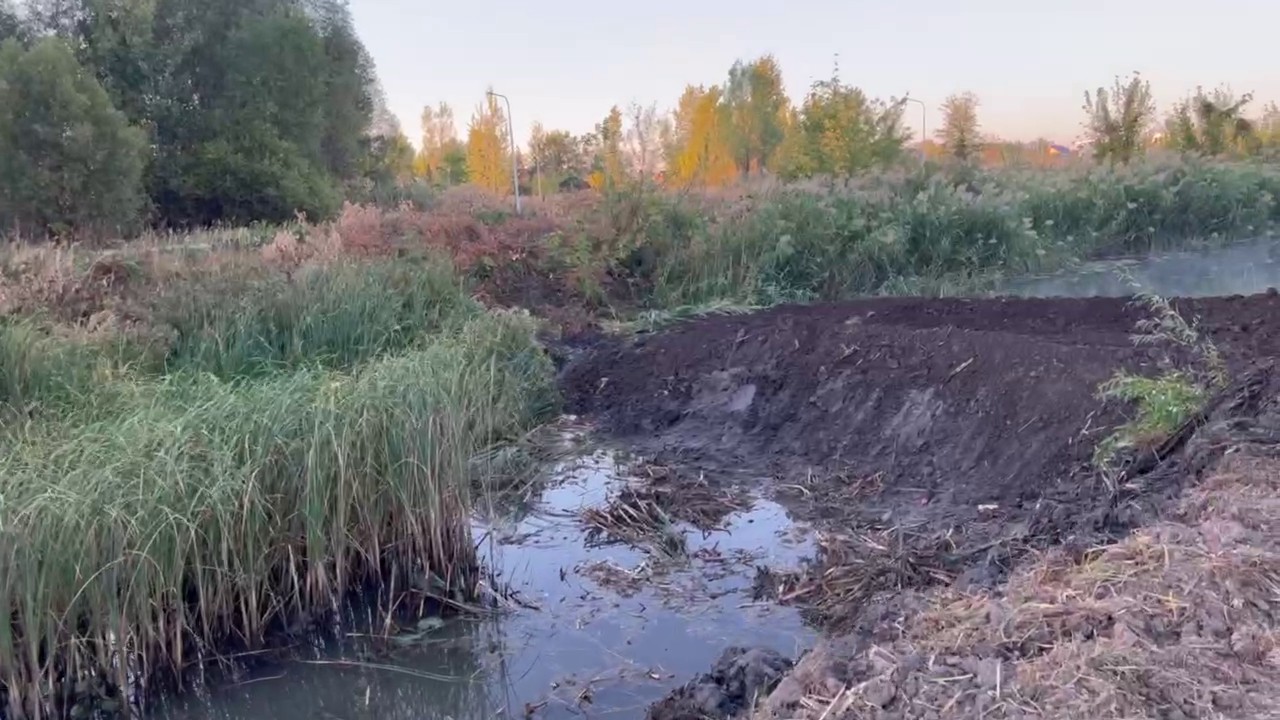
(557, 293), (1280, 719)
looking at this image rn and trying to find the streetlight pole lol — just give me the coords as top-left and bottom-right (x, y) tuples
(902, 96), (927, 158)
(486, 90), (521, 215)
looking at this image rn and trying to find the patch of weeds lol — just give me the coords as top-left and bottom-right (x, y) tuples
(1094, 291), (1228, 471)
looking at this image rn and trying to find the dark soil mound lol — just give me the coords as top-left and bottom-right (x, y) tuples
(562, 294), (1280, 630)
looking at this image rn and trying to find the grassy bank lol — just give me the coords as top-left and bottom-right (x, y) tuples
(0, 248), (556, 717)
(639, 158), (1280, 307)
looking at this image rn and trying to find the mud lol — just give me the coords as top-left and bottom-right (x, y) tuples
(560, 293), (1280, 718)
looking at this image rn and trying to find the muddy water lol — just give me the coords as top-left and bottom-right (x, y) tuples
(1000, 236), (1280, 298)
(151, 447), (814, 719)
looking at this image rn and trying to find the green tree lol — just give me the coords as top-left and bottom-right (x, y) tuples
(1083, 72), (1155, 165)
(778, 66), (908, 179)
(724, 55), (789, 176)
(1165, 87), (1256, 156)
(25, 0), (378, 227)
(0, 37), (148, 236)
(937, 91), (982, 161)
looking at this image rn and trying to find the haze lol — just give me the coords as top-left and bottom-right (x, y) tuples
(351, 0), (1278, 148)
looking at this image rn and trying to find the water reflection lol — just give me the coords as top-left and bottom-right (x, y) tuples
(152, 450), (814, 719)
(1000, 236), (1280, 298)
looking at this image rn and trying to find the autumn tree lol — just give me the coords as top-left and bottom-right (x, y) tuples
(777, 67), (908, 179)
(724, 55), (789, 176)
(937, 92), (982, 161)
(416, 101), (464, 184)
(467, 90), (510, 194)
(1083, 72), (1155, 165)
(1165, 87), (1256, 156)
(590, 105), (627, 189)
(667, 84), (737, 187)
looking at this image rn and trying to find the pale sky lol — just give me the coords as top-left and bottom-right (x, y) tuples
(350, 0), (1277, 149)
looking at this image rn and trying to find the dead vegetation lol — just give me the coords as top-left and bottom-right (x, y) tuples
(757, 448), (1280, 719)
(579, 462), (753, 558)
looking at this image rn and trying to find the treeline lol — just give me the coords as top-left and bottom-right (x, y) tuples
(418, 58), (912, 196)
(0, 0), (411, 237)
(422, 62), (1280, 197)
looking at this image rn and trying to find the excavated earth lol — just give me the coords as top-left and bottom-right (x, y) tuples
(557, 293), (1280, 719)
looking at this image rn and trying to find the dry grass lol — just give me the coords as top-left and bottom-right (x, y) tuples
(758, 451), (1280, 719)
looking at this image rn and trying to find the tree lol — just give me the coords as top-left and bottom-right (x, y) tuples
(937, 92), (982, 161)
(1083, 72), (1155, 165)
(1259, 102), (1280, 151)
(590, 105), (626, 189)
(778, 66), (908, 179)
(624, 102), (665, 177)
(529, 124), (587, 191)
(724, 55), (789, 176)
(466, 90), (509, 194)
(0, 37), (148, 236)
(417, 101), (459, 185)
(12, 0), (380, 227)
(1165, 86), (1256, 156)
(667, 84), (737, 187)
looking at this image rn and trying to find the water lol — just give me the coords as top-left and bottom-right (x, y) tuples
(999, 236), (1280, 298)
(151, 449), (815, 719)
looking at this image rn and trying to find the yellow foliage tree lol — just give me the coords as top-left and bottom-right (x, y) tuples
(588, 106), (627, 190)
(667, 85), (737, 187)
(467, 91), (509, 194)
(417, 101), (459, 183)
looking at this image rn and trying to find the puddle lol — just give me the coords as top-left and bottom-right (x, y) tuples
(151, 447), (815, 719)
(999, 236), (1280, 298)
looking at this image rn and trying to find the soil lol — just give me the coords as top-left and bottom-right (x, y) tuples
(558, 293), (1280, 719)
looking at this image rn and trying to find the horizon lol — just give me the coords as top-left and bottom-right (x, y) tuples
(351, 0), (1277, 150)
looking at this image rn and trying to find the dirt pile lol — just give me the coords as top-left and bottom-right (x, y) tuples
(560, 293), (1280, 718)
(754, 374), (1280, 719)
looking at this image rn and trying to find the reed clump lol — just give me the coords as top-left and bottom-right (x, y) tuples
(0, 245), (556, 718)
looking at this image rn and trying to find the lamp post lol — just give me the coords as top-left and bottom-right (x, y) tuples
(902, 96), (927, 158)
(486, 90), (521, 214)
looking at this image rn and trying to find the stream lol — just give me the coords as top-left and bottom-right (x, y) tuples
(151, 442), (815, 719)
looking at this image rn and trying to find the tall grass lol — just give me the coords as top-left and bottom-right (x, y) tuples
(640, 158), (1280, 307)
(0, 244), (558, 717)
(0, 311), (554, 718)
(159, 259), (478, 379)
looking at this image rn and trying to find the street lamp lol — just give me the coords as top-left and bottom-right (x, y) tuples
(902, 96), (927, 158)
(486, 90), (521, 214)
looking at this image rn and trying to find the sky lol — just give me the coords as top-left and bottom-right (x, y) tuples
(350, 0), (1277, 150)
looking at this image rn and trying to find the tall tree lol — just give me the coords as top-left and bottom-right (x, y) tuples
(624, 102), (665, 177)
(937, 91), (982, 161)
(1082, 72), (1155, 165)
(724, 55), (788, 176)
(778, 65), (908, 179)
(417, 101), (459, 184)
(0, 37), (148, 236)
(667, 84), (737, 187)
(466, 90), (509, 194)
(1165, 86), (1256, 156)
(1259, 102), (1280, 150)
(591, 105), (626, 189)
